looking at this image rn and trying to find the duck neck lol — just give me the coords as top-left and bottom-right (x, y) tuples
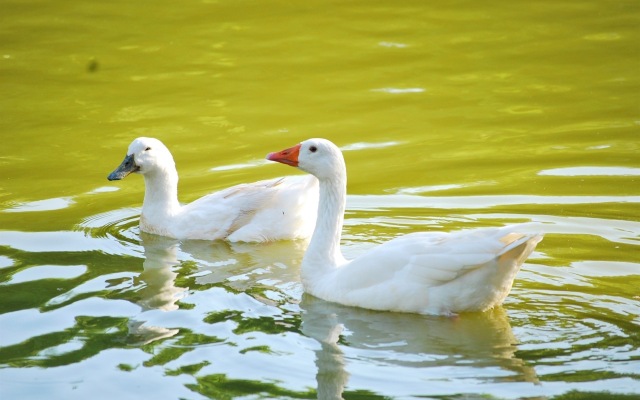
(141, 167), (181, 218)
(303, 171), (347, 275)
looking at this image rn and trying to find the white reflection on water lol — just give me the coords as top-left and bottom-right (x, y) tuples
(209, 159), (269, 172)
(1, 187), (120, 213)
(340, 141), (403, 151)
(539, 166), (640, 176)
(3, 264), (87, 285)
(137, 234), (187, 312)
(370, 88), (426, 94)
(2, 197), (75, 213)
(0, 255), (14, 269)
(349, 194), (640, 210)
(208, 140), (403, 172)
(300, 295), (539, 399)
(0, 231), (128, 254)
(1, 193), (638, 398)
(126, 231), (543, 396)
(0, 297), (141, 348)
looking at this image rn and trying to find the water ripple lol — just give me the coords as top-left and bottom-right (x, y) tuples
(76, 207), (141, 245)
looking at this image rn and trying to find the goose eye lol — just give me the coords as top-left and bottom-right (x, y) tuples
(309, 146), (317, 153)
(145, 147), (151, 151)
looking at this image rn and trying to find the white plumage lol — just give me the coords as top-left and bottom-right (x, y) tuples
(267, 138), (542, 315)
(108, 137), (318, 242)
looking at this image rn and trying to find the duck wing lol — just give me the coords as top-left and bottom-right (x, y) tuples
(177, 175), (318, 242)
(329, 225), (542, 314)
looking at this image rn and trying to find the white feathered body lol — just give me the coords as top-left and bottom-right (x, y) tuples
(303, 225), (542, 315)
(140, 175), (318, 242)
(267, 138), (544, 315)
(109, 137), (318, 242)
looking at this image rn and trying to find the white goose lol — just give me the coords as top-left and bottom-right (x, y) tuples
(267, 138), (543, 315)
(108, 137), (318, 242)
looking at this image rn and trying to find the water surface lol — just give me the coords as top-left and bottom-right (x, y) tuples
(1, 0), (638, 399)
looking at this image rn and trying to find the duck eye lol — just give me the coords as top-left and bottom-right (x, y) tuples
(145, 147), (151, 151)
(309, 146), (317, 153)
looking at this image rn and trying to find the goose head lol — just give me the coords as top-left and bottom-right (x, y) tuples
(267, 138), (345, 181)
(108, 137), (175, 181)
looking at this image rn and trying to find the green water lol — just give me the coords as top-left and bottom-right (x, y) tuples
(1, 0), (639, 399)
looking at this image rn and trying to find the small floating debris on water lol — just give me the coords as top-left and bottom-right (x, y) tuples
(87, 58), (99, 73)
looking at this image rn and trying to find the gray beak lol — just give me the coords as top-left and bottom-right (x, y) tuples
(108, 154), (138, 181)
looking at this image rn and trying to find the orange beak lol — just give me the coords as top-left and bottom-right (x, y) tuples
(266, 143), (301, 167)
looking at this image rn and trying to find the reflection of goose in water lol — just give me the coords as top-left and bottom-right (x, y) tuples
(301, 299), (349, 400)
(300, 295), (538, 399)
(126, 320), (180, 346)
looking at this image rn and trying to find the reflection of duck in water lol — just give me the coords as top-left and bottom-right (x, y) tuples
(128, 233), (310, 344)
(127, 233), (186, 345)
(180, 238), (308, 297)
(137, 233), (187, 311)
(300, 296), (538, 399)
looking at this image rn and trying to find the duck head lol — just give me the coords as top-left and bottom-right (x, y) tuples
(267, 138), (345, 181)
(108, 137), (175, 181)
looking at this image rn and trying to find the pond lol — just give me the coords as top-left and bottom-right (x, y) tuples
(0, 0), (639, 399)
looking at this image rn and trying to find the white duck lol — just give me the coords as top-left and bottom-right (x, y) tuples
(267, 138), (543, 315)
(108, 137), (318, 242)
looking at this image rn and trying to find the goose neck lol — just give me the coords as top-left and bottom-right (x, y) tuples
(303, 175), (347, 271)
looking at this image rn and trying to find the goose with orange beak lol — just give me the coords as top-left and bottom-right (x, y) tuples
(267, 138), (543, 315)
